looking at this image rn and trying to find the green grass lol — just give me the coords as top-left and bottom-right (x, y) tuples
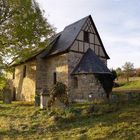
(114, 80), (140, 90)
(114, 77), (140, 90)
(0, 100), (140, 140)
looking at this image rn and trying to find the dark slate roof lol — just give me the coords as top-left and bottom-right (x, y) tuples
(72, 48), (111, 75)
(11, 15), (110, 66)
(41, 15), (109, 59)
(48, 16), (89, 55)
(10, 33), (61, 66)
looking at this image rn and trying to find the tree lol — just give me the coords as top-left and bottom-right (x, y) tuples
(116, 67), (122, 76)
(136, 68), (140, 77)
(122, 62), (134, 82)
(115, 67), (123, 79)
(0, 0), (55, 66)
(110, 69), (117, 80)
(0, 0), (11, 24)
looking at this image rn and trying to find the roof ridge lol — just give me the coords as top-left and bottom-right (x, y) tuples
(64, 15), (90, 29)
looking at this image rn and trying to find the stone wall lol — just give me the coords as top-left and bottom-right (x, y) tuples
(11, 53), (68, 101)
(36, 57), (47, 94)
(36, 54), (68, 94)
(68, 51), (83, 98)
(12, 60), (36, 101)
(11, 51), (107, 102)
(68, 51), (106, 101)
(69, 74), (106, 101)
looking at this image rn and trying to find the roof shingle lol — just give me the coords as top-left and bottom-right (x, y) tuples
(72, 48), (111, 75)
(45, 16), (89, 56)
(11, 15), (110, 66)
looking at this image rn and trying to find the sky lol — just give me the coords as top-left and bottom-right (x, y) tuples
(36, 0), (140, 69)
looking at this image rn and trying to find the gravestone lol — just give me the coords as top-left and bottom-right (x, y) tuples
(40, 89), (49, 109)
(126, 92), (132, 101)
(110, 94), (119, 103)
(3, 88), (12, 104)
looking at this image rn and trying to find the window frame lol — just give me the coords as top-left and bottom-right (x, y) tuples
(53, 72), (57, 84)
(73, 77), (78, 88)
(83, 31), (89, 43)
(23, 65), (27, 78)
(13, 68), (15, 79)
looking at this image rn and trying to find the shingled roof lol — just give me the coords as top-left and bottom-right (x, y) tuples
(72, 48), (111, 75)
(39, 16), (88, 58)
(41, 15), (109, 59)
(11, 15), (110, 66)
(47, 16), (89, 56)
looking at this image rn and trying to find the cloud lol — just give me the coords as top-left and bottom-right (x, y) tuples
(37, 0), (140, 68)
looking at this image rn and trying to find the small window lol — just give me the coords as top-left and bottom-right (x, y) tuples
(13, 68), (15, 79)
(73, 77), (78, 88)
(53, 72), (57, 84)
(23, 65), (26, 78)
(84, 31), (89, 43)
(12, 87), (16, 101)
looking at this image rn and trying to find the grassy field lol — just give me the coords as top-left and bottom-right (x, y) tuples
(114, 77), (140, 90)
(0, 99), (140, 140)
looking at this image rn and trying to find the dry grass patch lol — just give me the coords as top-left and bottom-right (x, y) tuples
(0, 100), (140, 139)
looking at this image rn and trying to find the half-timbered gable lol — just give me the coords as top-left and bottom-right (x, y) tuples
(70, 16), (108, 65)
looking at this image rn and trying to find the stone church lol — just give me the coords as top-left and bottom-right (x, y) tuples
(10, 15), (113, 102)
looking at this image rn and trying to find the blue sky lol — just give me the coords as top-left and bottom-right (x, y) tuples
(36, 0), (140, 69)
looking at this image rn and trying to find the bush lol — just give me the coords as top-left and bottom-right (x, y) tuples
(0, 76), (6, 90)
(64, 107), (81, 120)
(113, 82), (120, 87)
(47, 82), (69, 109)
(0, 91), (3, 100)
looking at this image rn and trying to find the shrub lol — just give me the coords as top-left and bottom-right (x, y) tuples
(47, 82), (69, 109)
(0, 91), (3, 100)
(113, 82), (120, 87)
(64, 107), (79, 120)
(0, 76), (6, 90)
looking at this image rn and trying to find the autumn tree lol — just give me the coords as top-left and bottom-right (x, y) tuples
(0, 0), (55, 66)
(122, 62), (134, 82)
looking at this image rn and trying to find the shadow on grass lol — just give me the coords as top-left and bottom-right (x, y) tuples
(0, 101), (140, 139)
(0, 128), (37, 139)
(0, 106), (11, 110)
(0, 113), (26, 119)
(13, 101), (34, 107)
(46, 101), (140, 135)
